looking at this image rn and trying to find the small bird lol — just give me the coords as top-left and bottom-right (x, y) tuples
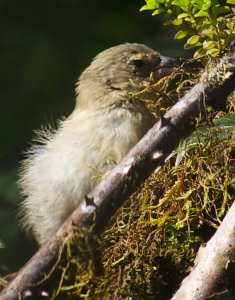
(19, 43), (177, 244)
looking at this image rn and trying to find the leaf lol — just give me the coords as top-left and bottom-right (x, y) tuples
(193, 47), (207, 58)
(203, 18), (211, 25)
(213, 6), (230, 16)
(200, 28), (214, 38)
(174, 115), (235, 165)
(163, 19), (173, 25)
(172, 0), (189, 11)
(175, 30), (188, 39)
(172, 18), (183, 25)
(140, 0), (159, 11)
(227, 0), (235, 4)
(194, 10), (209, 17)
(202, 0), (212, 10)
(227, 21), (235, 30)
(214, 114), (235, 130)
(206, 48), (220, 56)
(178, 12), (189, 18)
(185, 17), (192, 22)
(184, 42), (198, 49)
(216, 16), (223, 22)
(202, 40), (216, 49)
(152, 8), (165, 15)
(186, 35), (200, 45)
(140, 5), (152, 11)
(193, 0), (205, 10)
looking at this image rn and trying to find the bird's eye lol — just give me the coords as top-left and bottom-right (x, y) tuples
(156, 56), (162, 65)
(132, 59), (144, 68)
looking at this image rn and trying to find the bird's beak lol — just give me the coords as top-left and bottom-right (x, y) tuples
(153, 55), (180, 81)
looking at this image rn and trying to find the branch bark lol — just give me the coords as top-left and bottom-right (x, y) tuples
(172, 199), (235, 300)
(1, 52), (235, 300)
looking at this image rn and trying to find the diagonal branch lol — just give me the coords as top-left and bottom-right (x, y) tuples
(1, 52), (235, 300)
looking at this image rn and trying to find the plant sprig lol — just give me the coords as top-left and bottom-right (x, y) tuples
(140, 0), (235, 57)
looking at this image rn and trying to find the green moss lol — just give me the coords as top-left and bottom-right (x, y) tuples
(45, 60), (235, 299)
(51, 128), (234, 299)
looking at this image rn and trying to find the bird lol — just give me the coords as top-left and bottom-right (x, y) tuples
(19, 43), (177, 244)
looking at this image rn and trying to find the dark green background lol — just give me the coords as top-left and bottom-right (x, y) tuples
(0, 0), (185, 274)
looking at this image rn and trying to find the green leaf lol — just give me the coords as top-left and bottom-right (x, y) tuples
(184, 41), (202, 49)
(140, 0), (159, 11)
(172, 18), (183, 25)
(217, 16), (223, 22)
(215, 114), (235, 126)
(184, 41), (200, 49)
(213, 6), (230, 16)
(178, 12), (189, 18)
(203, 18), (211, 25)
(194, 10), (209, 17)
(163, 19), (173, 25)
(193, 47), (207, 58)
(174, 115), (235, 166)
(186, 35), (200, 45)
(140, 5), (152, 11)
(202, 40), (216, 49)
(152, 8), (165, 15)
(172, 0), (189, 11)
(227, 0), (235, 4)
(206, 48), (220, 56)
(175, 30), (188, 39)
(202, 0), (212, 10)
(184, 43), (196, 49)
(227, 21), (235, 30)
(200, 28), (214, 38)
(193, 0), (205, 10)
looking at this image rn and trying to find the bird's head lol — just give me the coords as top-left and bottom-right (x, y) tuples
(75, 43), (178, 109)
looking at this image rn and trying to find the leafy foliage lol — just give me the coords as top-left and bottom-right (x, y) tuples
(140, 0), (235, 57)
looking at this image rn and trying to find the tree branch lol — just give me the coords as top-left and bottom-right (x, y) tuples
(1, 52), (235, 300)
(172, 200), (235, 300)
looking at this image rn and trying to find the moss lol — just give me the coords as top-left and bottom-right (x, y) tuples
(51, 129), (234, 299)
(49, 58), (235, 299)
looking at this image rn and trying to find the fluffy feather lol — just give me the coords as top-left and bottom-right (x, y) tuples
(19, 43), (174, 244)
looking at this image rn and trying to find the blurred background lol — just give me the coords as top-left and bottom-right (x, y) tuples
(0, 0), (185, 274)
